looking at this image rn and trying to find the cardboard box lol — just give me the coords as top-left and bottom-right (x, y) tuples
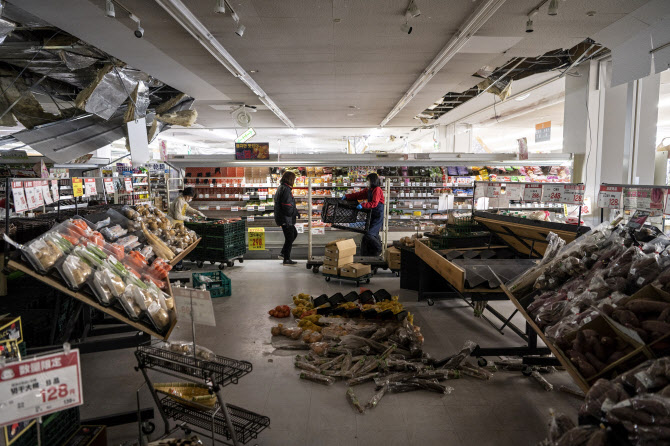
(340, 263), (371, 278)
(325, 238), (357, 258)
(322, 264), (339, 275)
(324, 255), (354, 267)
(386, 247), (401, 269)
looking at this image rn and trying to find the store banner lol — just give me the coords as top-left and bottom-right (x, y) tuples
(83, 178), (97, 197)
(248, 227), (265, 250)
(10, 182), (27, 213)
(50, 180), (59, 202)
(623, 187), (664, 210)
(124, 178), (133, 193)
(597, 186), (623, 209)
(71, 178), (84, 198)
(173, 287), (216, 327)
(103, 178), (115, 194)
(523, 184), (542, 202)
(40, 181), (53, 206)
(0, 349), (83, 426)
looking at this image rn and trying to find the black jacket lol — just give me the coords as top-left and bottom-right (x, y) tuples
(274, 183), (298, 226)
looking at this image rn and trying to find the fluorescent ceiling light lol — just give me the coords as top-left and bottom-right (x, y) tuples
(514, 93), (531, 101)
(658, 97), (670, 108)
(153, 0), (294, 128)
(380, 0), (507, 127)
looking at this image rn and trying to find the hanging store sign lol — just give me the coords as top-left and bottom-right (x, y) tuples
(597, 186), (623, 209)
(71, 178), (84, 198)
(235, 142), (269, 160)
(173, 287), (216, 327)
(523, 184), (542, 202)
(235, 127), (256, 143)
(50, 180), (59, 202)
(248, 227), (265, 251)
(535, 121), (551, 143)
(10, 182), (27, 213)
(83, 178), (97, 197)
(0, 349), (83, 426)
(103, 178), (115, 194)
(23, 181), (43, 210)
(623, 187), (664, 210)
(40, 181), (53, 206)
(123, 178), (133, 193)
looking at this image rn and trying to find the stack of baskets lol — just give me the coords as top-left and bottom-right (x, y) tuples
(192, 270), (232, 298)
(185, 219), (246, 269)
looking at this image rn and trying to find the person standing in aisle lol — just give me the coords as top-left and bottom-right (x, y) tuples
(343, 173), (385, 256)
(168, 187), (206, 222)
(274, 171), (299, 265)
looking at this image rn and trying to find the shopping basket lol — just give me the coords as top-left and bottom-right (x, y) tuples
(321, 198), (372, 234)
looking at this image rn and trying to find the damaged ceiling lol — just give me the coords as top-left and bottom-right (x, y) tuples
(0, 1), (195, 162)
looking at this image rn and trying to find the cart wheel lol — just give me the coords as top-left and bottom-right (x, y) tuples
(218, 263), (225, 270)
(141, 421), (155, 435)
(372, 267), (379, 275)
(312, 266), (319, 273)
(356, 281), (360, 286)
(227, 261), (234, 267)
(325, 276), (330, 282)
(210, 261), (215, 265)
(477, 357), (487, 367)
(306, 264), (311, 270)
(197, 261), (204, 268)
(183, 428), (192, 435)
(522, 365), (533, 377)
(239, 258), (244, 263)
(427, 299), (434, 306)
(395, 271), (400, 277)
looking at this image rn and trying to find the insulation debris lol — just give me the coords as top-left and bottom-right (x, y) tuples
(0, 69), (60, 129)
(124, 81), (150, 122)
(75, 64), (137, 120)
(155, 93), (188, 114)
(58, 50), (98, 70)
(156, 109), (197, 127)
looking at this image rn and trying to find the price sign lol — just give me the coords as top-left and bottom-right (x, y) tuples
(258, 206), (265, 211)
(102, 178), (115, 194)
(173, 287), (216, 326)
(11, 182), (28, 213)
(209, 183), (214, 188)
(123, 178), (133, 193)
(217, 183), (222, 188)
(311, 227), (325, 235)
(0, 350), (83, 426)
(623, 188), (664, 210)
(486, 184), (502, 198)
(474, 183), (488, 200)
(541, 184), (563, 202)
(231, 206), (238, 212)
(506, 184), (524, 201)
(23, 182), (42, 210)
(31, 182), (44, 208)
(247, 216), (254, 222)
(562, 185), (585, 204)
(259, 193), (267, 200)
(83, 178), (97, 197)
(598, 186), (623, 209)
(242, 195), (250, 201)
(248, 227), (265, 250)
(523, 184), (541, 202)
(71, 178), (83, 198)
(41, 181), (53, 205)
(51, 180), (59, 202)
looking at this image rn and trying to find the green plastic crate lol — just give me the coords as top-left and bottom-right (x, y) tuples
(192, 271), (232, 298)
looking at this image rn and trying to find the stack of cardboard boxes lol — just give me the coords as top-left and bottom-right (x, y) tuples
(386, 246), (401, 270)
(322, 239), (371, 278)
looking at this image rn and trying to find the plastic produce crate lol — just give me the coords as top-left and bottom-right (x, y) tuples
(321, 198), (372, 233)
(446, 215), (485, 237)
(185, 220), (247, 264)
(192, 271), (232, 297)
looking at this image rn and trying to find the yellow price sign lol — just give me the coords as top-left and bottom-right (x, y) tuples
(72, 177), (84, 197)
(248, 227), (265, 250)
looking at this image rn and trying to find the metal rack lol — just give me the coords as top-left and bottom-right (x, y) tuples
(135, 344), (269, 445)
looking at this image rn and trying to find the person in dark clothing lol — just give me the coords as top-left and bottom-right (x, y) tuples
(274, 171), (299, 265)
(343, 173), (385, 256)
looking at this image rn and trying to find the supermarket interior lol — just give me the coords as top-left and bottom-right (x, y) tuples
(2, 1), (670, 446)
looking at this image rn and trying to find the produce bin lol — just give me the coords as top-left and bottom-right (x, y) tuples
(192, 270), (232, 297)
(321, 198), (371, 233)
(185, 220), (247, 268)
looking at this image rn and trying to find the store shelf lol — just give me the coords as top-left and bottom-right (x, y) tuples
(160, 397), (269, 444)
(133, 182), (149, 186)
(136, 345), (252, 386)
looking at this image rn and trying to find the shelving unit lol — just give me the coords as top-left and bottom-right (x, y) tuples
(135, 344), (269, 445)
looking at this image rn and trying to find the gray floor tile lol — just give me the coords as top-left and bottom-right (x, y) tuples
(355, 429), (410, 446)
(407, 429), (461, 446)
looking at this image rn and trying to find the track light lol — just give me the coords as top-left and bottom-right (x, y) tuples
(129, 14), (144, 38)
(548, 0), (558, 16)
(406, 0), (420, 18)
(214, 0), (226, 14)
(235, 23), (245, 37)
(525, 18), (534, 33)
(401, 21), (412, 35)
(0, 1), (5, 18)
(105, 0), (115, 17)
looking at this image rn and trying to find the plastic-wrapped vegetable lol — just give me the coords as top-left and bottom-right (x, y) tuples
(547, 410), (576, 443)
(299, 371), (334, 385)
(24, 236), (64, 272)
(100, 224), (127, 241)
(92, 269), (114, 305)
(539, 232), (567, 266)
(346, 387), (365, 413)
(61, 254), (92, 289)
(119, 283), (142, 320)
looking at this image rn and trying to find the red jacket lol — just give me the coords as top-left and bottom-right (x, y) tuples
(345, 187), (384, 209)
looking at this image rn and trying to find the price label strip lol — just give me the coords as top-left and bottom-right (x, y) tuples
(41, 181), (53, 205)
(84, 178), (97, 197)
(597, 186), (623, 209)
(248, 227), (265, 251)
(50, 180), (59, 202)
(0, 350), (83, 426)
(11, 182), (28, 213)
(523, 184), (542, 202)
(624, 187), (665, 211)
(541, 184), (584, 205)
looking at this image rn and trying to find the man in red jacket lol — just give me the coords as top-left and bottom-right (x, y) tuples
(344, 173), (385, 256)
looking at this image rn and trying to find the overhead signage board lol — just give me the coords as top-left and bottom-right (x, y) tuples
(235, 128), (257, 143)
(235, 142), (269, 160)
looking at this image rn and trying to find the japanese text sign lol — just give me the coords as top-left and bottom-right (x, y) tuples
(248, 227), (265, 251)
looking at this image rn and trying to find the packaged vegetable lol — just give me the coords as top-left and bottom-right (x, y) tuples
(24, 236), (64, 272)
(101, 266), (126, 297)
(61, 254), (92, 289)
(92, 269), (114, 305)
(117, 235), (139, 248)
(119, 283), (142, 319)
(101, 225), (128, 241)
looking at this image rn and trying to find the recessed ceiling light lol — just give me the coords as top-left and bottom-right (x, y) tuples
(347, 113), (355, 117)
(515, 92), (531, 101)
(249, 70), (259, 73)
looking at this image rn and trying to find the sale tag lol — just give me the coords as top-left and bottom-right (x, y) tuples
(523, 184), (542, 202)
(486, 184), (502, 199)
(624, 187), (664, 210)
(84, 178), (97, 197)
(248, 216), (254, 222)
(242, 195), (250, 201)
(103, 178), (115, 194)
(562, 185), (585, 204)
(122, 178), (132, 193)
(248, 227), (265, 250)
(0, 350), (83, 426)
(597, 186), (623, 209)
(474, 183), (488, 200)
(311, 227), (325, 235)
(258, 206), (265, 211)
(231, 206), (238, 212)
(23, 182), (42, 210)
(51, 180), (59, 202)
(541, 184), (564, 203)
(41, 181), (53, 205)
(11, 182), (28, 213)
(173, 287), (216, 326)
(506, 184), (524, 201)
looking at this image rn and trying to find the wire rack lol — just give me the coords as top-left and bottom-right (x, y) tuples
(160, 397), (270, 445)
(136, 345), (252, 387)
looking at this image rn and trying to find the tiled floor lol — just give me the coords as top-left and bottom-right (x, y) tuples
(80, 260), (583, 445)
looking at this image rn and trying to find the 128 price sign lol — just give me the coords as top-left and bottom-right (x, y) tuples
(0, 350), (83, 426)
(597, 186), (623, 209)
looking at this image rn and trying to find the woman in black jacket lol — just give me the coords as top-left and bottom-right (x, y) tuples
(274, 171), (299, 265)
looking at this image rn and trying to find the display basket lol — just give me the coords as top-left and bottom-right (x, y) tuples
(446, 215), (485, 237)
(192, 270), (232, 297)
(154, 382), (217, 410)
(321, 198), (372, 234)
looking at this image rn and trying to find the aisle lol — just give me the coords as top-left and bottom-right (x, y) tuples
(80, 260), (581, 446)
